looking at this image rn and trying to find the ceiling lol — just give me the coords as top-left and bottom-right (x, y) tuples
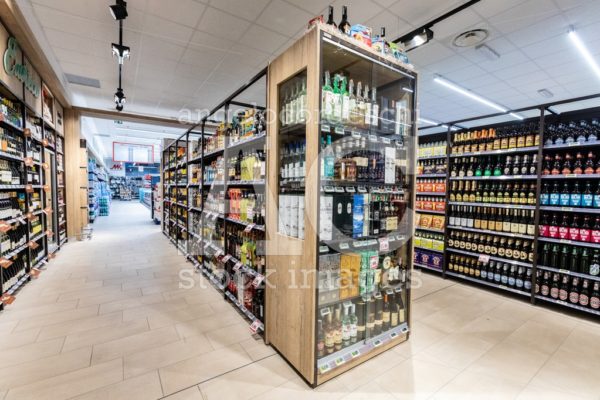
(80, 116), (187, 162)
(15, 0), (600, 127)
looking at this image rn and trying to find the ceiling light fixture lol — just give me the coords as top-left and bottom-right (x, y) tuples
(475, 43), (500, 61)
(111, 43), (130, 64)
(401, 28), (434, 52)
(109, 0), (128, 20)
(538, 88), (554, 98)
(434, 75), (525, 120)
(568, 27), (600, 79)
(402, 87), (414, 93)
(418, 117), (439, 126)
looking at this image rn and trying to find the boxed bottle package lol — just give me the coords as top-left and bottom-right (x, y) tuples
(333, 194), (353, 239)
(340, 253), (360, 299)
(318, 253), (341, 304)
(320, 195), (333, 241)
(352, 194), (364, 239)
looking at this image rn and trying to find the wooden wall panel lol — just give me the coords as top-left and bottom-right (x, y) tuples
(64, 108), (87, 239)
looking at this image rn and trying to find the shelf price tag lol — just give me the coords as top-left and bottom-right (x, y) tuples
(28, 241), (39, 249)
(382, 138), (391, 144)
(321, 124), (331, 133)
(23, 127), (31, 137)
(478, 255), (490, 264)
(390, 331), (399, 339)
(369, 135), (377, 142)
(42, 163), (49, 171)
(379, 238), (389, 252)
(249, 319), (262, 334)
(334, 126), (344, 135)
(319, 246), (329, 253)
(43, 207), (53, 215)
(0, 258), (13, 269)
(24, 157), (33, 166)
(565, 174), (577, 178)
(42, 139), (49, 147)
(233, 262), (243, 272)
(335, 187), (345, 193)
(373, 339), (383, 347)
(335, 357), (345, 366)
(318, 364), (331, 374)
(30, 268), (41, 278)
(18, 217), (26, 225)
(350, 349), (360, 358)
(351, 131), (361, 139)
(252, 275), (265, 288)
(0, 221), (11, 233)
(244, 224), (255, 233)
(25, 184), (33, 193)
(339, 242), (350, 250)
(1, 293), (15, 305)
(221, 254), (232, 263)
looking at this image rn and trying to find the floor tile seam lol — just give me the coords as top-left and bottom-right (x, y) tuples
(158, 353), (278, 399)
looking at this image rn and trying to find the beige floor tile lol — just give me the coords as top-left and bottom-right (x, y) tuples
(516, 383), (593, 400)
(415, 332), (497, 370)
(374, 358), (461, 400)
(199, 355), (296, 400)
(124, 334), (214, 379)
(145, 304), (215, 330)
(205, 321), (256, 349)
(0, 328), (40, 350)
(0, 347), (92, 393)
(0, 300), (78, 322)
(13, 305), (100, 332)
(98, 293), (165, 315)
(239, 337), (277, 361)
(69, 371), (163, 400)
(159, 343), (253, 395)
(174, 313), (242, 339)
(77, 288), (143, 307)
(162, 386), (204, 400)
(392, 321), (446, 358)
(340, 381), (396, 400)
(0, 321), (18, 334)
(91, 325), (181, 364)
(254, 374), (347, 400)
(432, 369), (526, 400)
(502, 319), (573, 355)
(63, 319), (149, 352)
(4, 358), (123, 400)
(464, 341), (551, 384)
(0, 338), (64, 369)
(37, 311), (124, 341)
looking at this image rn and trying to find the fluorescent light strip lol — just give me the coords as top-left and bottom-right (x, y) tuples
(434, 76), (507, 113)
(402, 87), (414, 93)
(509, 112), (524, 120)
(418, 117), (439, 126)
(569, 28), (600, 79)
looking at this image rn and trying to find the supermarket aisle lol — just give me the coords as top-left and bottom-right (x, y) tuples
(0, 202), (598, 399)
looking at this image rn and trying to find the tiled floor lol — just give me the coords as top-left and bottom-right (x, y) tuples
(1, 201), (599, 400)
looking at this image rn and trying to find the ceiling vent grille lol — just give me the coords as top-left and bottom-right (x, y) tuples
(65, 73), (101, 88)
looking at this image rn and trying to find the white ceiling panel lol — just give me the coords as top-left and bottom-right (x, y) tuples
(142, 14), (194, 44)
(331, 0), (384, 24)
(238, 25), (290, 54)
(197, 6), (251, 42)
(409, 41), (455, 66)
(209, 0), (271, 22)
(256, 0), (313, 37)
(488, 0), (559, 35)
(145, 0), (206, 28)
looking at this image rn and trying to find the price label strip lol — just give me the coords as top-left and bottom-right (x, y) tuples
(244, 224), (255, 233)
(233, 262), (243, 272)
(379, 238), (389, 252)
(1, 294), (16, 305)
(249, 319), (262, 334)
(252, 275), (265, 288)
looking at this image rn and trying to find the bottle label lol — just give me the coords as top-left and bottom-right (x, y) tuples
(508, 277), (516, 286)
(560, 194), (571, 206)
(580, 294), (589, 307)
(570, 194), (582, 207)
(524, 280), (532, 290)
(481, 270), (487, 279)
(570, 227), (581, 242)
(549, 193), (560, 206)
(539, 224), (549, 237)
(583, 194), (594, 207)
(591, 296), (600, 309)
(559, 289), (568, 301)
(559, 226), (570, 240)
(590, 263), (600, 276)
(580, 228), (591, 242)
(569, 292), (579, 304)
(550, 287), (559, 298)
(548, 225), (559, 238)
(516, 278), (523, 288)
(595, 195), (600, 208)
(540, 193), (549, 205)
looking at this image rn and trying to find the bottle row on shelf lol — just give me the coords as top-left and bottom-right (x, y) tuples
(448, 206), (536, 236)
(540, 181), (600, 208)
(225, 225), (266, 276)
(539, 213), (600, 244)
(228, 189), (266, 227)
(231, 109), (267, 145)
(228, 150), (266, 182)
(415, 197), (445, 213)
(542, 151), (600, 175)
(537, 271), (599, 310)
(448, 231), (534, 263)
(451, 124), (539, 154)
(415, 213), (445, 233)
(544, 119), (599, 146)
(538, 242), (599, 277)
(0, 224), (28, 257)
(414, 231), (444, 252)
(1, 255), (28, 293)
(449, 181), (537, 205)
(448, 254), (532, 292)
(417, 159), (446, 175)
(414, 248), (443, 270)
(415, 179), (445, 194)
(417, 141), (446, 159)
(450, 154), (537, 178)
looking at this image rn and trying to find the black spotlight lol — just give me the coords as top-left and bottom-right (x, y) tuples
(115, 88), (126, 111)
(110, 0), (128, 20)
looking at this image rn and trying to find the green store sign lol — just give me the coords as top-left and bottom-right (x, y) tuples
(3, 36), (41, 98)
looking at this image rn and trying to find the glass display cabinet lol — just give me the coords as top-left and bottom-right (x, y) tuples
(266, 24), (417, 386)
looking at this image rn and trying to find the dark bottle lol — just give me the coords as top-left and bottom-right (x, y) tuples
(550, 273), (560, 299)
(559, 245), (570, 270)
(338, 6), (351, 34)
(562, 153), (573, 174)
(540, 183), (550, 205)
(579, 279), (590, 307)
(585, 151), (596, 174)
(559, 275), (570, 301)
(583, 181), (594, 207)
(524, 268), (532, 291)
(559, 183), (571, 207)
(540, 243), (551, 266)
(540, 271), (550, 296)
(580, 247), (590, 274)
(569, 246), (580, 273)
(326, 5), (337, 27)
(552, 154), (562, 175)
(569, 277), (580, 304)
(570, 182), (582, 207)
(591, 282), (600, 310)
(589, 249), (600, 276)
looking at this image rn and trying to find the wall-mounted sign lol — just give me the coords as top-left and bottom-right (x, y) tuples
(3, 37), (41, 98)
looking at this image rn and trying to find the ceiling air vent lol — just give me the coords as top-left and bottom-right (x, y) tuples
(65, 73), (101, 88)
(453, 29), (489, 47)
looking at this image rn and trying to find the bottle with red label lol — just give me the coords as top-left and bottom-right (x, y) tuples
(569, 215), (581, 242)
(547, 213), (560, 238)
(580, 216), (592, 242)
(558, 214), (570, 239)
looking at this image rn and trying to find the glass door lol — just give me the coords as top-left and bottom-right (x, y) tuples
(44, 149), (58, 251)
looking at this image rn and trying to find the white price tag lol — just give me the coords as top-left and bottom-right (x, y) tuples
(249, 319), (262, 334)
(373, 339), (383, 347)
(379, 238), (389, 252)
(339, 242), (350, 250)
(222, 255), (232, 263)
(252, 275), (264, 288)
(335, 357), (345, 366)
(350, 349), (360, 358)
(233, 262), (242, 272)
(244, 224), (255, 233)
(319, 364), (331, 374)
(478, 255), (490, 263)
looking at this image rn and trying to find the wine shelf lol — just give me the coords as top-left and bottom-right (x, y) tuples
(417, 155), (446, 161)
(536, 264), (600, 282)
(538, 237), (600, 250)
(535, 295), (600, 317)
(415, 227), (444, 234)
(449, 145), (538, 157)
(544, 141), (600, 150)
(446, 271), (530, 297)
(228, 132), (267, 150)
(541, 174), (600, 180)
(414, 246), (444, 254)
(447, 225), (535, 240)
(446, 248), (533, 268)
(225, 218), (265, 232)
(416, 192), (445, 196)
(417, 174), (447, 178)
(416, 209), (445, 215)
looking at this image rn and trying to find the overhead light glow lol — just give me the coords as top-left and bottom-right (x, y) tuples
(402, 28), (434, 52)
(509, 112), (524, 120)
(418, 118), (439, 126)
(434, 75), (507, 113)
(568, 28), (600, 79)
(402, 87), (414, 93)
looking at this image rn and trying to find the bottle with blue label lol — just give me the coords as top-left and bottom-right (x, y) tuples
(594, 184), (600, 208)
(560, 183), (571, 206)
(549, 182), (560, 206)
(583, 181), (594, 208)
(540, 183), (550, 205)
(570, 182), (582, 207)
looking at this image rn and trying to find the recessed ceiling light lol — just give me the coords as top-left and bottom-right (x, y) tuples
(475, 43), (500, 61)
(453, 29), (489, 48)
(537, 88), (554, 98)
